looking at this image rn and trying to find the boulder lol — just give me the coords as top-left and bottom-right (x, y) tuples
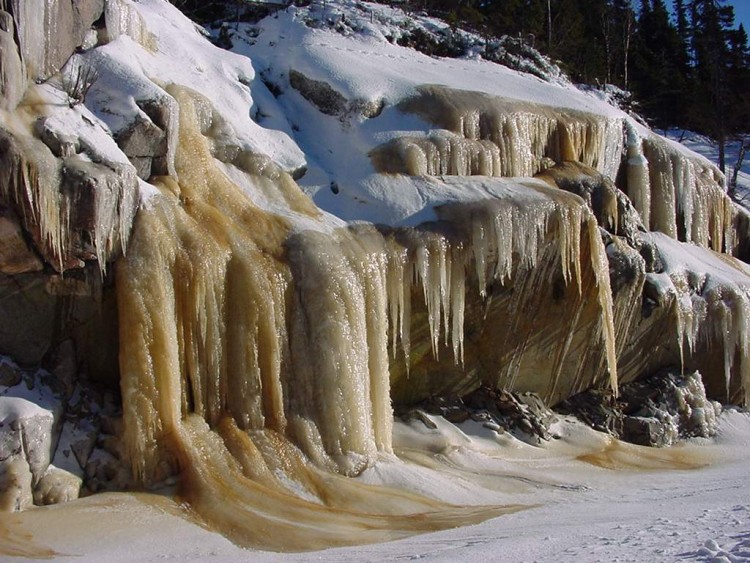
(35, 117), (80, 158)
(622, 416), (674, 447)
(536, 160), (645, 243)
(0, 397), (57, 483)
(32, 464), (81, 505)
(114, 113), (168, 180)
(289, 69), (384, 121)
(559, 370), (721, 447)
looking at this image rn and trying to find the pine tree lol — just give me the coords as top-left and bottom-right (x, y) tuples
(632, 0), (690, 129)
(688, 0), (738, 171)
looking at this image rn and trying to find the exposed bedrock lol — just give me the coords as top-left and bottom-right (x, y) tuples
(0, 0), (104, 86)
(389, 203), (621, 408)
(288, 69), (385, 121)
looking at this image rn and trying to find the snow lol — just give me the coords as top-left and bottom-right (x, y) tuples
(6, 409), (750, 562)
(84, 0), (305, 173)
(241, 1), (608, 115)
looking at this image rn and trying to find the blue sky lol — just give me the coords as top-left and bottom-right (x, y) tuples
(668, 1), (750, 32)
(726, 0), (750, 31)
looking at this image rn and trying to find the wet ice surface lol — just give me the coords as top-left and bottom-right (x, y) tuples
(3, 410), (749, 562)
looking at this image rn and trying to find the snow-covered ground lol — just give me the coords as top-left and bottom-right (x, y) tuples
(4, 409), (750, 562)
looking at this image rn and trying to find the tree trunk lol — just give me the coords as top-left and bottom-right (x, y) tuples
(547, 0), (552, 52)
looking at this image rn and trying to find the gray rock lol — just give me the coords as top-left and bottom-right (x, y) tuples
(605, 235), (646, 296)
(537, 161), (644, 243)
(0, 360), (22, 387)
(61, 155), (139, 264)
(4, 0), (104, 82)
(110, 96), (176, 179)
(636, 236), (664, 274)
(127, 156), (153, 180)
(0, 396), (56, 485)
(290, 69), (348, 116)
(114, 114), (167, 180)
(289, 69), (384, 121)
(35, 118), (80, 157)
(560, 370), (719, 447)
(622, 416), (673, 447)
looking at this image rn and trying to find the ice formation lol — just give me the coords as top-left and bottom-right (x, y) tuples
(373, 86), (625, 180)
(650, 233), (750, 404)
(2, 0), (750, 552)
(104, 0), (156, 50)
(112, 81), (626, 546)
(0, 90), (138, 272)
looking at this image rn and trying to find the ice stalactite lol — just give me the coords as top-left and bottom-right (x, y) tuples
(0, 127), (67, 271)
(0, 9), (26, 111)
(118, 85), (521, 549)
(625, 123), (651, 229)
(386, 182), (620, 406)
(118, 85), (623, 548)
(642, 137), (733, 253)
(104, 0), (156, 50)
(372, 85), (624, 181)
(372, 86), (743, 265)
(0, 101), (138, 273)
(641, 234), (750, 404)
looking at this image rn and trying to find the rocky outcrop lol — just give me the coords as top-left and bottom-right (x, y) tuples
(0, 118), (139, 273)
(0, 207), (43, 274)
(399, 386), (558, 445)
(559, 370), (721, 447)
(0, 357), (128, 510)
(1, 0), (104, 84)
(289, 69), (384, 121)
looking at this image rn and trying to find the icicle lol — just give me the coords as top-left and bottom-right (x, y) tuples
(625, 122), (651, 229)
(450, 246), (466, 365)
(586, 217), (619, 393)
(380, 86), (625, 181)
(104, 0), (156, 50)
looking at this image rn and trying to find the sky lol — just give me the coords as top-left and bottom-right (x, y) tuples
(727, 0), (750, 31)
(667, 1), (750, 31)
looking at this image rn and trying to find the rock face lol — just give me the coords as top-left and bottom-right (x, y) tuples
(289, 69), (384, 121)
(1, 0), (104, 84)
(0, 208), (43, 274)
(0, 357), (127, 511)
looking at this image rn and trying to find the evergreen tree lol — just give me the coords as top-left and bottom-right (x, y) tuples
(632, 0), (690, 129)
(688, 0), (738, 171)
